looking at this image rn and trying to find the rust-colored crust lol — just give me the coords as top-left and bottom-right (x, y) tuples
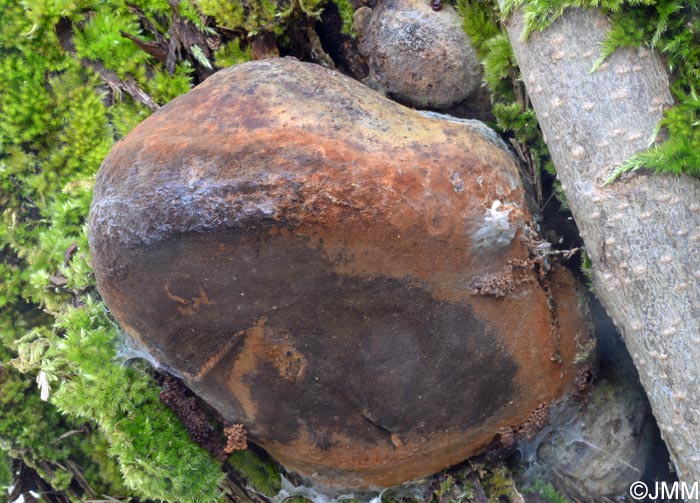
(91, 58), (520, 254)
(89, 58), (591, 490)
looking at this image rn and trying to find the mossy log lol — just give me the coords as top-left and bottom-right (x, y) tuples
(501, 4), (700, 482)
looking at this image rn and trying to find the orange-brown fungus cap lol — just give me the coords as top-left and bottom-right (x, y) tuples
(89, 58), (592, 490)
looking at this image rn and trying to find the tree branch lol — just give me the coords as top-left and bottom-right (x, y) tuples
(500, 4), (700, 482)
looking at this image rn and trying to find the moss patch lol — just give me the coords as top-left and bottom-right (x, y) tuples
(0, 450), (12, 490)
(0, 0), (361, 499)
(228, 449), (282, 497)
(522, 480), (570, 503)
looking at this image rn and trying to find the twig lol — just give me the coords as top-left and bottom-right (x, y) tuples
(85, 497), (127, 503)
(55, 17), (160, 111)
(53, 428), (84, 443)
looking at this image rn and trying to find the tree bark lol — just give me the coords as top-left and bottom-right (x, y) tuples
(500, 5), (700, 484)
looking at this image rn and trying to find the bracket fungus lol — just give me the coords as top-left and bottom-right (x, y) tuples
(89, 58), (592, 490)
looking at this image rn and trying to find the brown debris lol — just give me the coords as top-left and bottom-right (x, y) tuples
(480, 403), (552, 463)
(495, 427), (518, 452)
(483, 403), (552, 458)
(48, 274), (69, 288)
(574, 363), (594, 397)
(224, 424), (248, 453)
(478, 426), (519, 464)
(470, 259), (536, 298)
(390, 433), (404, 448)
(122, 0), (220, 79)
(469, 474), (489, 503)
(158, 373), (228, 459)
(63, 242), (78, 266)
(515, 403), (551, 440)
(249, 32), (279, 60)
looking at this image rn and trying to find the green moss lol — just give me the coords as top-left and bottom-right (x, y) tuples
(195, 0), (246, 30)
(458, 0), (501, 56)
(48, 298), (227, 502)
(501, 0), (656, 40)
(439, 475), (455, 496)
(228, 449), (282, 497)
(423, 463), (525, 503)
(0, 452), (12, 490)
(479, 466), (521, 503)
(580, 247), (593, 282)
(607, 99), (700, 181)
(109, 99), (152, 139)
(1, 8), (164, 288)
(2, 0), (344, 500)
(331, 0), (357, 35)
(214, 38), (252, 68)
(0, 366), (56, 466)
(522, 480), (570, 503)
(72, 9), (150, 78)
(431, 473), (475, 503)
(147, 64), (195, 104)
(0, 0), (232, 500)
(457, 1), (519, 101)
(457, 3), (520, 119)
(196, 0), (325, 35)
(458, 3), (567, 213)
(80, 431), (131, 497)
